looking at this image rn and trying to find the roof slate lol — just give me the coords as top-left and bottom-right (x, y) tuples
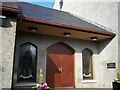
(2, 2), (19, 10)
(17, 2), (114, 34)
(1, 1), (115, 35)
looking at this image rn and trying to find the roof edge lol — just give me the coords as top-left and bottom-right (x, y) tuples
(0, 5), (20, 13)
(18, 16), (116, 37)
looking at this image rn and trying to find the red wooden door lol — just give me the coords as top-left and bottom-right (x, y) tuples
(46, 42), (75, 88)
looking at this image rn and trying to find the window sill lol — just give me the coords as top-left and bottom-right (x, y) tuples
(15, 82), (36, 87)
(82, 80), (97, 83)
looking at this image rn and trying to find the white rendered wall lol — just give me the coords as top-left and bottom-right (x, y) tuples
(118, 2), (120, 75)
(54, 0), (118, 88)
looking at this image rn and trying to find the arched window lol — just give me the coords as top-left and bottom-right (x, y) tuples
(82, 48), (93, 80)
(17, 42), (37, 82)
(59, 0), (63, 10)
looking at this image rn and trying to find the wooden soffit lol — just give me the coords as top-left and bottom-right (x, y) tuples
(17, 17), (116, 41)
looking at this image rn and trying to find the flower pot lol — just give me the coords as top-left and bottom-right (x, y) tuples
(113, 82), (120, 90)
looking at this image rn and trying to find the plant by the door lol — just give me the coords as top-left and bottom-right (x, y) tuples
(32, 69), (50, 90)
(114, 69), (120, 83)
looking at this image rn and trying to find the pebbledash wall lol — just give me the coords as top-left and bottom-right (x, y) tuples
(0, 21), (2, 90)
(54, 0), (119, 88)
(1, 16), (17, 89)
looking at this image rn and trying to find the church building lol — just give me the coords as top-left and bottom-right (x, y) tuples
(0, 0), (119, 89)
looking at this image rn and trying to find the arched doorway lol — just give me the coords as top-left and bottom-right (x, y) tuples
(46, 42), (75, 88)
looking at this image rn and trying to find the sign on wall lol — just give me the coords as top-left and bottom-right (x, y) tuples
(107, 63), (116, 69)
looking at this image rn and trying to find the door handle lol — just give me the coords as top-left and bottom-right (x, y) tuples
(58, 67), (62, 73)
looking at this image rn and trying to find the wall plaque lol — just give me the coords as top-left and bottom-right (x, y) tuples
(107, 63), (116, 69)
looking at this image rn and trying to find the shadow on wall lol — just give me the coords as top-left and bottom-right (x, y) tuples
(98, 38), (113, 54)
(5, 18), (13, 28)
(1, 18), (13, 28)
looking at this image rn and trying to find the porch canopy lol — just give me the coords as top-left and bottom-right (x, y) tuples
(1, 2), (116, 41)
(0, 2), (20, 16)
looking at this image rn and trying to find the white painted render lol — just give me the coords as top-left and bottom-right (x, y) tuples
(118, 2), (120, 77)
(54, 0), (118, 88)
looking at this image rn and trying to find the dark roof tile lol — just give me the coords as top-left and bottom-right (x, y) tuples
(2, 2), (19, 9)
(17, 2), (115, 35)
(1, 2), (20, 13)
(0, 2), (115, 36)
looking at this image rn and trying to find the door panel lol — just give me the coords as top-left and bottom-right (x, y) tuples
(61, 55), (74, 87)
(47, 54), (61, 87)
(46, 42), (75, 88)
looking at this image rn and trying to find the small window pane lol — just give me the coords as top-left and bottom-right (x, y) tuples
(82, 49), (93, 80)
(17, 43), (37, 82)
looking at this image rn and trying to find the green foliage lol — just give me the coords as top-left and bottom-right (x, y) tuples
(116, 69), (120, 81)
(37, 88), (41, 90)
(39, 69), (44, 84)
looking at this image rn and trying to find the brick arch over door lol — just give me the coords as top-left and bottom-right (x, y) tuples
(46, 42), (75, 88)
